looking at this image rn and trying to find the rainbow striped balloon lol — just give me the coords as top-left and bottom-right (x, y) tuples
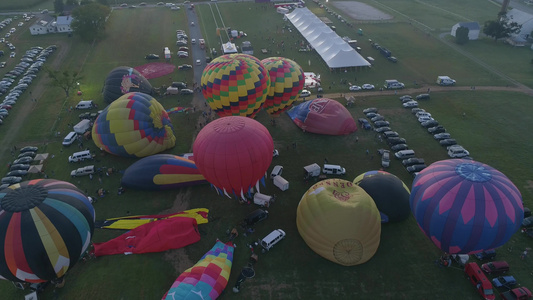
(0, 179), (95, 283)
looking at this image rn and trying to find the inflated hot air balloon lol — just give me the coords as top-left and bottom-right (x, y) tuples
(287, 98), (357, 135)
(201, 54), (270, 118)
(193, 116), (274, 199)
(103, 66), (153, 103)
(297, 179), (381, 266)
(162, 240), (234, 300)
(0, 179), (95, 283)
(92, 92), (176, 158)
(353, 170), (411, 223)
(410, 159), (523, 254)
(261, 57), (304, 116)
(121, 154), (207, 190)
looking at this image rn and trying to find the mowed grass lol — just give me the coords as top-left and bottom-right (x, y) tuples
(0, 1), (533, 299)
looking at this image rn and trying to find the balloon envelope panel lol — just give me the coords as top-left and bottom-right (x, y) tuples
(201, 54), (270, 118)
(121, 154), (207, 190)
(297, 179), (381, 266)
(103, 66), (153, 103)
(92, 92), (176, 158)
(0, 179), (94, 283)
(287, 98), (357, 135)
(261, 57), (304, 116)
(353, 170), (411, 223)
(193, 116), (274, 197)
(410, 159), (523, 254)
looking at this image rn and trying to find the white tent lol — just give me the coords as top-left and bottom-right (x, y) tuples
(286, 8), (370, 69)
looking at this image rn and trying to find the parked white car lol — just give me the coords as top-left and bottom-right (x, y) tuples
(300, 89), (311, 97)
(403, 101), (418, 108)
(349, 85), (362, 91)
(362, 84), (375, 90)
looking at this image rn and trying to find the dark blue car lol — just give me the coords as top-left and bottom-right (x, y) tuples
(357, 118), (372, 130)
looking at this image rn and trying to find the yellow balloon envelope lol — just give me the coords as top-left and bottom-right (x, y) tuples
(297, 179), (381, 266)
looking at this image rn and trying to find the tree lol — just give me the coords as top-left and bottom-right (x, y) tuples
(483, 17), (522, 41)
(455, 26), (469, 45)
(71, 3), (111, 42)
(54, 0), (64, 14)
(45, 68), (83, 98)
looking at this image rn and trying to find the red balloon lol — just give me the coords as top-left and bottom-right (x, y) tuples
(193, 116), (274, 198)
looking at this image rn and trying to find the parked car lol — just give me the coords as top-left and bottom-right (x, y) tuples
(1, 176), (22, 184)
(481, 261), (509, 275)
(300, 90), (311, 97)
(406, 164), (427, 173)
(500, 287), (532, 300)
(362, 84), (375, 90)
(374, 126), (391, 133)
(357, 118), (372, 130)
(243, 209), (269, 226)
(365, 112), (377, 118)
(177, 51), (189, 58)
(178, 64), (192, 70)
(349, 85), (361, 91)
(374, 120), (390, 128)
(381, 150), (390, 168)
(391, 144), (408, 152)
(416, 93), (430, 100)
(13, 156), (33, 164)
(383, 131), (399, 138)
(387, 137), (406, 145)
(440, 138), (457, 147)
(402, 101), (418, 108)
(474, 249), (497, 261)
(492, 276), (517, 289)
(371, 115), (385, 122)
(428, 126), (446, 134)
(363, 107), (377, 114)
(433, 133), (451, 140)
(387, 56), (398, 63)
(522, 216), (533, 228)
(402, 158), (425, 167)
(70, 165), (95, 177)
(6, 170), (28, 177)
(417, 116), (433, 123)
(145, 54), (159, 59)
(18, 151), (36, 159)
(399, 95), (413, 101)
(421, 120), (439, 128)
(180, 89), (194, 95)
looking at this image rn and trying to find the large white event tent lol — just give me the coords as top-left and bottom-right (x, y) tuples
(285, 7), (371, 70)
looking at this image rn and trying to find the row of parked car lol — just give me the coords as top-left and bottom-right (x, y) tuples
(0, 45), (57, 125)
(360, 107), (427, 175)
(400, 94), (472, 159)
(1, 146), (40, 188)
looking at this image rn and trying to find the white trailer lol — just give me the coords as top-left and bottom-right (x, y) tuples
(273, 175), (289, 191)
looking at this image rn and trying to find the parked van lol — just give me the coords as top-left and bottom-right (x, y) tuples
(436, 75), (456, 86)
(62, 131), (78, 146)
(68, 150), (93, 163)
(322, 164), (346, 175)
(384, 79), (405, 89)
(394, 149), (415, 160)
(260, 229), (286, 251)
(73, 119), (91, 134)
(270, 165), (283, 179)
(464, 262), (495, 300)
(243, 209), (268, 226)
(75, 100), (94, 110)
(273, 175), (289, 191)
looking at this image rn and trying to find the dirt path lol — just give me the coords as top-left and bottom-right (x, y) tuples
(0, 40), (72, 161)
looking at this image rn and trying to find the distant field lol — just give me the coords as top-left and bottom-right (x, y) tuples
(0, 1), (532, 299)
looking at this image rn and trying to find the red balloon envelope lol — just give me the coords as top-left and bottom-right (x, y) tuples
(287, 98), (357, 135)
(193, 116), (274, 198)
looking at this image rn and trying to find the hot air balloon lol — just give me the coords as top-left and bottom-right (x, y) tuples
(353, 170), (411, 223)
(92, 92), (176, 158)
(261, 57), (304, 116)
(0, 179), (95, 283)
(193, 116), (274, 199)
(410, 159), (523, 254)
(121, 154), (207, 190)
(162, 240), (234, 300)
(102, 66), (153, 103)
(287, 98), (357, 135)
(201, 54), (270, 118)
(296, 179), (381, 266)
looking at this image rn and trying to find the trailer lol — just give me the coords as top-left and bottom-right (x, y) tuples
(253, 192), (274, 207)
(273, 175), (289, 191)
(303, 163), (321, 180)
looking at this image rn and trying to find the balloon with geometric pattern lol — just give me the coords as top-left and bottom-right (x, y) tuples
(261, 57), (304, 116)
(201, 54), (270, 118)
(102, 66), (153, 103)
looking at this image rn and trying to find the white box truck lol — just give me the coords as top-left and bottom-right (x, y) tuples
(303, 163), (321, 180)
(273, 175), (289, 191)
(73, 119), (91, 134)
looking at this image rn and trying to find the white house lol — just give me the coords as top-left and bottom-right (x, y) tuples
(451, 22), (480, 40)
(29, 15), (55, 35)
(506, 9), (533, 40)
(56, 16), (73, 33)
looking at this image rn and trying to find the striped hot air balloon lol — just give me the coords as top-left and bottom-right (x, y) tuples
(261, 57), (304, 116)
(410, 159), (523, 254)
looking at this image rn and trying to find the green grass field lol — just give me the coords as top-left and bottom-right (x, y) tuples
(0, 1), (533, 299)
